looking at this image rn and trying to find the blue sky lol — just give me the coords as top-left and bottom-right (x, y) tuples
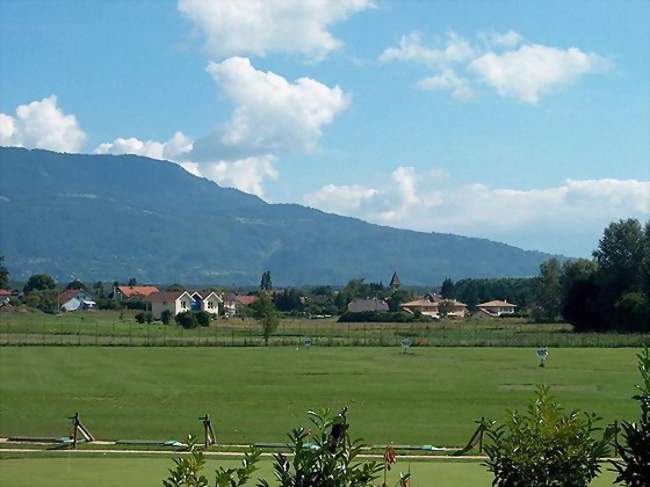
(1, 0), (649, 256)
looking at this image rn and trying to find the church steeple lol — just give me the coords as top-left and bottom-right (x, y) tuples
(389, 272), (401, 289)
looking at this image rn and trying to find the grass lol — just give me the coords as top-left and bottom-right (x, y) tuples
(1, 309), (649, 347)
(0, 453), (620, 486)
(0, 347), (640, 446)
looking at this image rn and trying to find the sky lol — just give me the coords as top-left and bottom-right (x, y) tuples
(1, 0), (649, 257)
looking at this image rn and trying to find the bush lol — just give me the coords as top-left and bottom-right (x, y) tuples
(160, 309), (172, 325)
(175, 311), (198, 329)
(123, 300), (147, 310)
(612, 348), (650, 485)
(134, 311), (153, 324)
(194, 310), (211, 327)
(483, 385), (610, 487)
(96, 298), (122, 310)
(338, 310), (432, 323)
(562, 280), (606, 332)
(163, 409), (410, 487)
(615, 292), (650, 332)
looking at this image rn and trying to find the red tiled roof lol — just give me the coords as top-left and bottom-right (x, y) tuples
(58, 289), (86, 304)
(477, 300), (517, 308)
(0, 289), (12, 296)
(236, 295), (258, 306)
(146, 291), (188, 303)
(117, 285), (159, 298)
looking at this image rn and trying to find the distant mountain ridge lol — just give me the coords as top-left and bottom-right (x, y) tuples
(0, 147), (557, 285)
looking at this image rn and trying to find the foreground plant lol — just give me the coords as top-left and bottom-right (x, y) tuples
(164, 409), (411, 487)
(612, 348), (650, 486)
(483, 386), (610, 487)
(259, 408), (383, 487)
(163, 435), (209, 487)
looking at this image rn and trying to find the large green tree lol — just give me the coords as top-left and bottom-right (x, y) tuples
(65, 279), (86, 291)
(260, 270), (272, 291)
(533, 258), (562, 322)
(0, 256), (9, 289)
(440, 277), (455, 299)
(23, 274), (56, 293)
(255, 293), (279, 346)
(593, 219), (647, 324)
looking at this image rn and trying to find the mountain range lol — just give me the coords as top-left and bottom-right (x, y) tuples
(0, 147), (556, 285)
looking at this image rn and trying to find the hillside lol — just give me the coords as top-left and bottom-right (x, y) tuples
(0, 147), (556, 285)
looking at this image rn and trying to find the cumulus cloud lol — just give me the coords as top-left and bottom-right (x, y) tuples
(482, 30), (523, 48)
(379, 31), (475, 67)
(0, 95), (86, 152)
(190, 57), (350, 160)
(181, 155), (279, 197)
(304, 168), (650, 255)
(94, 131), (193, 160)
(177, 0), (373, 60)
(416, 68), (476, 101)
(304, 184), (378, 213)
(380, 30), (609, 104)
(469, 44), (609, 104)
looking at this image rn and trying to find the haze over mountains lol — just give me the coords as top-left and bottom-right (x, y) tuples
(0, 147), (556, 285)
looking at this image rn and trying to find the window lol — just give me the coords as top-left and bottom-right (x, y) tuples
(208, 301), (214, 309)
(181, 300), (187, 309)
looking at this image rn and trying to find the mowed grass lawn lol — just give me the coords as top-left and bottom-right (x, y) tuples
(0, 455), (620, 487)
(0, 347), (640, 445)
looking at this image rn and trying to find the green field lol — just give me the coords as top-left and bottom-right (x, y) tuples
(2, 309), (649, 347)
(0, 347), (640, 446)
(0, 454), (620, 487)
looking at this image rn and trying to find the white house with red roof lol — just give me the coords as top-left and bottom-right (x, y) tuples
(476, 299), (517, 317)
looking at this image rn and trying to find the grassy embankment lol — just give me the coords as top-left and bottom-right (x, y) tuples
(1, 309), (648, 347)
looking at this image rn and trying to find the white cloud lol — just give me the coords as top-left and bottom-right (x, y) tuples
(0, 95), (86, 152)
(94, 131), (193, 161)
(304, 184), (378, 213)
(469, 44), (609, 104)
(483, 30), (523, 48)
(191, 57), (350, 160)
(304, 169), (650, 255)
(416, 68), (476, 101)
(182, 155), (278, 197)
(177, 0), (373, 60)
(381, 30), (609, 104)
(379, 31), (475, 67)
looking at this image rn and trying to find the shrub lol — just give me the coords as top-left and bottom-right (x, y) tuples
(615, 292), (650, 332)
(175, 311), (198, 329)
(160, 309), (172, 325)
(259, 408), (386, 487)
(134, 311), (153, 324)
(163, 409), (410, 487)
(163, 435), (209, 487)
(483, 385), (610, 487)
(194, 310), (211, 327)
(96, 298), (122, 310)
(338, 310), (432, 323)
(612, 348), (650, 485)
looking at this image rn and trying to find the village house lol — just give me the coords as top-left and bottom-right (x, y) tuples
(189, 290), (223, 315)
(147, 290), (192, 319)
(347, 297), (389, 313)
(58, 289), (96, 312)
(401, 293), (468, 319)
(0, 288), (13, 306)
(112, 285), (160, 301)
(476, 299), (517, 317)
(147, 290), (223, 319)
